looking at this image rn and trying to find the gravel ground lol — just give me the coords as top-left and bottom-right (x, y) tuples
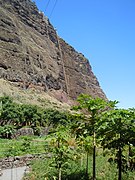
(0, 166), (26, 180)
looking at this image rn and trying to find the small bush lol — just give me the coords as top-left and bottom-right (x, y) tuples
(0, 125), (16, 139)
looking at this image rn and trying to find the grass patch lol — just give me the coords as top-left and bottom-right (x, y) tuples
(0, 136), (46, 158)
(23, 154), (135, 180)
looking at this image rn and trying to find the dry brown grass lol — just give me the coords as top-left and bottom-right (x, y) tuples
(0, 78), (70, 111)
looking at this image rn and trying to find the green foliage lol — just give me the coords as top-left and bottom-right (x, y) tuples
(44, 125), (79, 180)
(0, 96), (22, 126)
(24, 153), (135, 180)
(43, 109), (68, 126)
(98, 108), (135, 173)
(0, 94), (135, 179)
(20, 136), (32, 153)
(33, 126), (42, 136)
(0, 96), (13, 104)
(19, 104), (43, 127)
(24, 158), (87, 180)
(72, 94), (118, 179)
(74, 94), (117, 112)
(0, 136), (46, 158)
(99, 109), (135, 149)
(73, 94), (117, 134)
(0, 95), (69, 132)
(0, 125), (16, 139)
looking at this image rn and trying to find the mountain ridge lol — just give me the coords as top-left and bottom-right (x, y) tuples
(0, 0), (107, 105)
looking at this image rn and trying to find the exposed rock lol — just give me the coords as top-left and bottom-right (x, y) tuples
(0, 154), (44, 169)
(12, 128), (34, 138)
(0, 0), (107, 103)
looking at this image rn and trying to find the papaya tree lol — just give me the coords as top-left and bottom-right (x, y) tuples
(44, 125), (78, 180)
(70, 114), (92, 179)
(99, 108), (135, 180)
(73, 94), (116, 179)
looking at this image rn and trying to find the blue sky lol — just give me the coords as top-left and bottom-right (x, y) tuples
(34, 0), (135, 109)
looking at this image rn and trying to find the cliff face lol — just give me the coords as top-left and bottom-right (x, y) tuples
(0, 0), (107, 103)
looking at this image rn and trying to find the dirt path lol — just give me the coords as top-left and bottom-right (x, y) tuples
(0, 166), (26, 180)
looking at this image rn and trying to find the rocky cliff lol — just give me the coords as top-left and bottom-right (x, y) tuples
(0, 0), (107, 104)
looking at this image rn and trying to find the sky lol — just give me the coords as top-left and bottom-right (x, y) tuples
(34, 0), (135, 109)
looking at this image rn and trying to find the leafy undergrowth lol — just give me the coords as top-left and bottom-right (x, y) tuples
(0, 136), (46, 158)
(0, 94), (135, 179)
(23, 155), (135, 180)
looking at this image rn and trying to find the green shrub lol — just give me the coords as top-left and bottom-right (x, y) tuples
(0, 125), (16, 139)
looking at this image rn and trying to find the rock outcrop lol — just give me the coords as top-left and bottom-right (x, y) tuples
(0, 0), (107, 103)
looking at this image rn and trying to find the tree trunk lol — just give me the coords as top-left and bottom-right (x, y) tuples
(127, 144), (131, 169)
(58, 167), (62, 180)
(93, 131), (96, 180)
(118, 120), (122, 180)
(81, 144), (83, 167)
(128, 144), (134, 171)
(118, 147), (122, 180)
(81, 156), (83, 167)
(86, 152), (89, 179)
(58, 140), (62, 180)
